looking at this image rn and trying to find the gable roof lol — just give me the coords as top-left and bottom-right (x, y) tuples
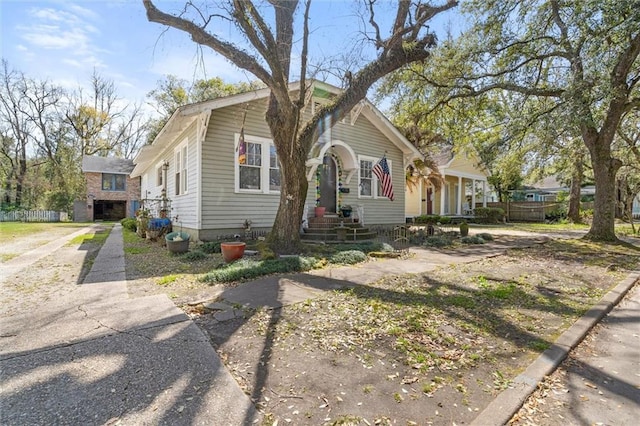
(131, 80), (421, 177)
(82, 155), (134, 174)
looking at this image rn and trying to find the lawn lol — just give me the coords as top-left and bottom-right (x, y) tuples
(121, 223), (639, 425)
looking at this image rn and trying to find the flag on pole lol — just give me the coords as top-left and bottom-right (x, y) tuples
(237, 128), (246, 164)
(372, 156), (394, 201)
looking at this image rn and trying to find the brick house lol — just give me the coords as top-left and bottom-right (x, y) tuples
(80, 156), (140, 221)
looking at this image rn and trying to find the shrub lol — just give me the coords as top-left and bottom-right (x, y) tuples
(121, 218), (137, 232)
(422, 235), (454, 248)
(476, 232), (493, 241)
(461, 236), (486, 244)
(414, 214), (442, 224)
(459, 221), (469, 237)
(182, 250), (207, 261)
(330, 250), (368, 265)
(199, 241), (221, 254)
(474, 207), (505, 224)
(201, 256), (320, 283)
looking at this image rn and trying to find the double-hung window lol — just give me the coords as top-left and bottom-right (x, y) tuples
(358, 156), (393, 199)
(156, 163), (163, 187)
(359, 159), (373, 197)
(102, 173), (126, 191)
(175, 140), (188, 196)
(236, 133), (280, 193)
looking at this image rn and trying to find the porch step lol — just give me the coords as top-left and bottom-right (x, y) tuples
(302, 214), (376, 242)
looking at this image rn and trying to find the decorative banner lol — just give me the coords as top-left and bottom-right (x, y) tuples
(238, 128), (246, 165)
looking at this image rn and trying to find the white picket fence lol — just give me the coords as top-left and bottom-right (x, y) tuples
(0, 210), (68, 222)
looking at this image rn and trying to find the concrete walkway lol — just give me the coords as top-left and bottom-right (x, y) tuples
(1, 225), (637, 425)
(0, 224), (259, 425)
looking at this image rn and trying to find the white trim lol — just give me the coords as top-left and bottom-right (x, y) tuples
(174, 138), (188, 196)
(155, 162), (164, 187)
(234, 133), (280, 195)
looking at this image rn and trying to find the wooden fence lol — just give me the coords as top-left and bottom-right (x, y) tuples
(485, 202), (562, 222)
(0, 210), (68, 222)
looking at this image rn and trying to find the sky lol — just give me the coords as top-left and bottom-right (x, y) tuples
(1, 0), (464, 114)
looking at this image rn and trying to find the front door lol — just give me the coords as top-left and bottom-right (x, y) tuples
(319, 155), (337, 213)
(426, 187), (433, 215)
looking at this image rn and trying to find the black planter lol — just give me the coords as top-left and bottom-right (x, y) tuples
(341, 208), (352, 218)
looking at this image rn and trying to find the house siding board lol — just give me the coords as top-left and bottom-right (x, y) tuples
(306, 114), (406, 224)
(200, 102), (280, 231)
(169, 125), (198, 227)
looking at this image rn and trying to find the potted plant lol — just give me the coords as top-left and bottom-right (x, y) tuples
(314, 205), (326, 218)
(221, 241), (246, 263)
(340, 205), (353, 218)
(459, 220), (469, 237)
(165, 231), (190, 253)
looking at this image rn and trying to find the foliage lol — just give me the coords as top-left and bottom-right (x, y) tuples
(120, 218), (137, 232)
(181, 250), (207, 261)
(0, 61), (147, 212)
(329, 250), (368, 265)
(474, 207), (505, 224)
(459, 221), (469, 237)
(475, 233), (493, 241)
(201, 256), (321, 283)
(380, 0), (640, 242)
(461, 236), (486, 245)
(199, 241), (221, 254)
(422, 235), (455, 248)
(414, 214), (451, 224)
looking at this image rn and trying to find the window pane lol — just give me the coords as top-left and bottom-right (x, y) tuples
(175, 172), (181, 195)
(247, 143), (261, 166)
(102, 174), (111, 190)
(360, 178), (372, 196)
(115, 175), (126, 191)
(269, 168), (281, 191)
(270, 145), (278, 168)
(360, 160), (372, 179)
(240, 165), (261, 190)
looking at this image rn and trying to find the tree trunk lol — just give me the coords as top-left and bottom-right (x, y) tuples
(584, 135), (621, 242)
(567, 156), (583, 223)
(265, 95), (307, 254)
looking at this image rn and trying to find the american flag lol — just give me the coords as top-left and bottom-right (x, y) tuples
(372, 156), (394, 201)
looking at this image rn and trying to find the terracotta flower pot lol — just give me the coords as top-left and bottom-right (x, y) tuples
(314, 206), (326, 218)
(221, 241), (246, 263)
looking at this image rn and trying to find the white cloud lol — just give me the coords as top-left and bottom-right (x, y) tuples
(17, 5), (104, 61)
(147, 48), (246, 84)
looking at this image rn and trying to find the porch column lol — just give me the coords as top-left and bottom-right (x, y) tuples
(457, 176), (463, 215)
(471, 179), (476, 210)
(419, 178), (424, 216)
(440, 172), (446, 215)
(482, 180), (487, 207)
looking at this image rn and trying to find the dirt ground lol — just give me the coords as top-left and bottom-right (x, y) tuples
(2, 224), (638, 425)
(122, 231), (638, 425)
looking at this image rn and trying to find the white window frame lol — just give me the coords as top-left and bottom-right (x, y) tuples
(155, 162), (163, 187)
(174, 139), (188, 196)
(358, 155), (393, 200)
(234, 133), (280, 194)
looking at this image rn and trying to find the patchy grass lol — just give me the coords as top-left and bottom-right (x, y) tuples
(67, 228), (110, 246)
(198, 236), (638, 424)
(0, 221), (87, 241)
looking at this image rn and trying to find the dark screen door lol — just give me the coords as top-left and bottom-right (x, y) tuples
(320, 155), (337, 213)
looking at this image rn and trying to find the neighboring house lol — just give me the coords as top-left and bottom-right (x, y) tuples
(130, 81), (422, 241)
(79, 156), (140, 222)
(405, 147), (491, 219)
(515, 177), (595, 202)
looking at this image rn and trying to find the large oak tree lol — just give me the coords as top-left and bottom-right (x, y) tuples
(382, 0), (639, 241)
(142, 0), (458, 253)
